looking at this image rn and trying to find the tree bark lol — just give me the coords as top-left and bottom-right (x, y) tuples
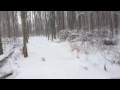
(0, 12), (3, 55)
(21, 11), (28, 57)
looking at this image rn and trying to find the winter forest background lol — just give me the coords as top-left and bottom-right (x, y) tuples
(0, 11), (120, 79)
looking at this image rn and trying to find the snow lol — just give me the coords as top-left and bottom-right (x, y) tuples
(0, 60), (13, 78)
(0, 45), (14, 77)
(0, 38), (14, 61)
(0, 38), (22, 78)
(6, 37), (120, 79)
(0, 46), (14, 62)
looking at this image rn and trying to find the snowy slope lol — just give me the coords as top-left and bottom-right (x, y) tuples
(0, 38), (14, 62)
(0, 38), (22, 78)
(8, 37), (120, 79)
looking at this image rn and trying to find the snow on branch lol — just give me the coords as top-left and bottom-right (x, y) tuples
(0, 44), (14, 62)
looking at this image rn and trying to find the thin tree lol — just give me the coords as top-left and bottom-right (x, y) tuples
(50, 11), (56, 41)
(0, 12), (3, 55)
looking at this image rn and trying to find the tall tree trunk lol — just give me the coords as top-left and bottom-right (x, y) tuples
(12, 11), (16, 41)
(0, 12), (3, 55)
(0, 30), (3, 55)
(45, 11), (48, 37)
(21, 11), (28, 57)
(50, 11), (56, 40)
(6, 11), (11, 38)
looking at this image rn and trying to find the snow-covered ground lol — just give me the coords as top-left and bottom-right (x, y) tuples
(6, 37), (120, 79)
(0, 38), (22, 78)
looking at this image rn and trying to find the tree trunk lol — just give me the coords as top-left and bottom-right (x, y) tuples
(50, 11), (56, 40)
(6, 11), (11, 38)
(21, 11), (28, 57)
(11, 11), (16, 41)
(0, 12), (3, 55)
(0, 30), (3, 55)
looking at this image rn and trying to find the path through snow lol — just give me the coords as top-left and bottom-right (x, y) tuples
(8, 37), (120, 79)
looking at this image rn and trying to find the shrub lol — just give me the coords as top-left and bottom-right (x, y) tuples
(57, 30), (71, 41)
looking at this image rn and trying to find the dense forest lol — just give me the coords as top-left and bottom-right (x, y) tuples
(0, 11), (120, 79)
(0, 11), (120, 55)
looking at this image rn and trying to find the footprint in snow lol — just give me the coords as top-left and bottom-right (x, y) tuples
(83, 67), (88, 70)
(41, 58), (46, 61)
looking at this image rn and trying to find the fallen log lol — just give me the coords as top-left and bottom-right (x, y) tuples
(0, 48), (14, 79)
(0, 50), (14, 68)
(0, 72), (13, 79)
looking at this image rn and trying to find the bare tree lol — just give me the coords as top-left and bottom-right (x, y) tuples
(50, 11), (56, 41)
(21, 11), (28, 57)
(0, 12), (3, 55)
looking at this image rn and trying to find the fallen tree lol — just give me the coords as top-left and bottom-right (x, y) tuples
(0, 50), (14, 67)
(0, 45), (14, 79)
(0, 72), (13, 79)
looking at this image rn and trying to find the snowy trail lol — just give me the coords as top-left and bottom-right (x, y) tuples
(9, 37), (120, 79)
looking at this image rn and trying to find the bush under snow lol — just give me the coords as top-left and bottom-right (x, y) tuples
(57, 30), (72, 41)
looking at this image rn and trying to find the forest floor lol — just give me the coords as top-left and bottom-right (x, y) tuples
(5, 37), (120, 79)
(0, 38), (22, 78)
